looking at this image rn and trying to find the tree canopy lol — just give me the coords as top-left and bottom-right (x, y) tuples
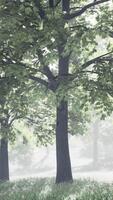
(0, 0), (113, 108)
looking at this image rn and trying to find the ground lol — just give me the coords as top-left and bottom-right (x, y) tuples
(1, 178), (113, 200)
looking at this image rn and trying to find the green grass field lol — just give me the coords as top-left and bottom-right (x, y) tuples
(0, 178), (113, 200)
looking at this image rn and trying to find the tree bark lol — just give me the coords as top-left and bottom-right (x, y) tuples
(0, 138), (9, 181)
(62, 0), (70, 13)
(55, 45), (73, 183)
(56, 99), (73, 183)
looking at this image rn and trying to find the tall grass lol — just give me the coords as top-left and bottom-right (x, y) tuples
(0, 178), (113, 200)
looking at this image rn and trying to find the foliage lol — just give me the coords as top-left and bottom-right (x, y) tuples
(25, 89), (56, 146)
(25, 86), (91, 139)
(69, 88), (91, 135)
(0, 178), (113, 200)
(0, 75), (28, 141)
(0, 0), (113, 141)
(0, 1), (113, 103)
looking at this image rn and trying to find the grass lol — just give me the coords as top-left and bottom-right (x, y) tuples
(0, 178), (113, 200)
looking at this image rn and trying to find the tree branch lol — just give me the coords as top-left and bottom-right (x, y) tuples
(65, 0), (109, 20)
(41, 66), (56, 80)
(29, 75), (48, 88)
(55, 0), (61, 7)
(81, 51), (113, 69)
(26, 117), (41, 125)
(85, 84), (113, 97)
(36, 49), (55, 80)
(8, 116), (22, 127)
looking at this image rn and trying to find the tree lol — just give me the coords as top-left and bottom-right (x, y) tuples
(0, 74), (28, 181)
(0, 0), (113, 183)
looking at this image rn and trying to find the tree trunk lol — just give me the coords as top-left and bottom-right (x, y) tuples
(0, 138), (9, 181)
(92, 119), (99, 168)
(55, 45), (73, 183)
(56, 99), (73, 183)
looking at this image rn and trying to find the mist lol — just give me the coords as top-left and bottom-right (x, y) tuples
(9, 115), (113, 183)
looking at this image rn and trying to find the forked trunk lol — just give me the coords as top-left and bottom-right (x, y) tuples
(0, 138), (9, 181)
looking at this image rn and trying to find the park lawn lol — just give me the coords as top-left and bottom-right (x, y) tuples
(0, 178), (113, 200)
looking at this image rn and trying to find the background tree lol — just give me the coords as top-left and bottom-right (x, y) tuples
(0, 73), (28, 181)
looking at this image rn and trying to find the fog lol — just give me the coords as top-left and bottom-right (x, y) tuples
(9, 116), (113, 183)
